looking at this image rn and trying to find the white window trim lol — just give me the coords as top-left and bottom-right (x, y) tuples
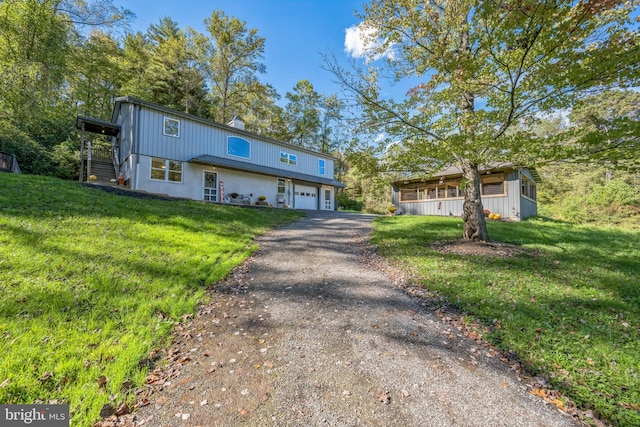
(163, 117), (180, 138)
(227, 136), (251, 159)
(280, 151), (297, 166)
(150, 157), (183, 183)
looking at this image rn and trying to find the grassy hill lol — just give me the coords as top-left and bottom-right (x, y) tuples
(372, 215), (640, 426)
(0, 173), (302, 426)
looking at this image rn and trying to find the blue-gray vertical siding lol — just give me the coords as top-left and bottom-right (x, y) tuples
(519, 169), (538, 218)
(127, 106), (333, 180)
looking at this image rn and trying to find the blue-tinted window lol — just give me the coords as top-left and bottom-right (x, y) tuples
(318, 159), (325, 175)
(228, 137), (251, 159)
(279, 151), (297, 165)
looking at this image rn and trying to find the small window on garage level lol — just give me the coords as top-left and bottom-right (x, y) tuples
(150, 157), (182, 182)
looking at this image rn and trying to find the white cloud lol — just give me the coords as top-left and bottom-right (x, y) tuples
(374, 133), (386, 143)
(344, 25), (367, 58)
(344, 23), (395, 61)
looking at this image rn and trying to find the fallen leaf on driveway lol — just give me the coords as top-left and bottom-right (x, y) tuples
(377, 391), (391, 404)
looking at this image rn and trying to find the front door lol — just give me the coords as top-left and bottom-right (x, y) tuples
(324, 189), (332, 210)
(203, 171), (217, 202)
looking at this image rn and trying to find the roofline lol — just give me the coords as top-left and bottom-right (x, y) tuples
(113, 96), (339, 161)
(392, 164), (540, 186)
(76, 115), (121, 137)
(189, 154), (346, 188)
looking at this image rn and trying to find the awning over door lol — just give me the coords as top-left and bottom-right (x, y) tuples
(75, 116), (120, 137)
(189, 154), (345, 188)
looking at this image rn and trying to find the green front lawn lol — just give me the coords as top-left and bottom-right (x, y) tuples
(0, 174), (303, 426)
(372, 215), (639, 426)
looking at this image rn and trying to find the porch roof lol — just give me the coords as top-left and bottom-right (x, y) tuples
(76, 116), (120, 137)
(189, 154), (346, 188)
(392, 163), (540, 186)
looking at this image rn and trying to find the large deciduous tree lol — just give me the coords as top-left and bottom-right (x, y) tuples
(192, 10), (267, 124)
(277, 80), (347, 153)
(327, 0), (639, 240)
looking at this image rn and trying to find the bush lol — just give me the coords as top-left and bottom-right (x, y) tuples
(587, 180), (638, 207)
(336, 191), (364, 211)
(0, 122), (56, 175)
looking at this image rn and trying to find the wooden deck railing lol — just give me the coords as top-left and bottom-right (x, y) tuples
(83, 145), (113, 160)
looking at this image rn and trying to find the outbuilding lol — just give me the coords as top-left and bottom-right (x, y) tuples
(391, 164), (539, 220)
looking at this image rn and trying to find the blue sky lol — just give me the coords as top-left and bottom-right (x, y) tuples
(114, 0), (371, 101)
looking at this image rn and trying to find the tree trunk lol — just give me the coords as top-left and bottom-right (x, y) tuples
(460, 159), (489, 241)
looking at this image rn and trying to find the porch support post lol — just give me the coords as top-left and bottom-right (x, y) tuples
(79, 122), (85, 182)
(87, 141), (92, 180)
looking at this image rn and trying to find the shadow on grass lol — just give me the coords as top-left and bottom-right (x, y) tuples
(371, 215), (639, 425)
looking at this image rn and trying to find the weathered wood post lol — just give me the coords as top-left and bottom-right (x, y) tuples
(79, 122), (85, 182)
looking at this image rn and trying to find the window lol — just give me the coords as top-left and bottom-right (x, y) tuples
(150, 157), (182, 182)
(280, 151), (297, 165)
(400, 188), (420, 201)
(521, 175), (537, 200)
(426, 186), (437, 199)
(277, 178), (286, 194)
(447, 183), (464, 198)
(228, 136), (251, 159)
(318, 159), (325, 175)
(163, 117), (180, 138)
(399, 180), (465, 202)
(481, 175), (505, 196)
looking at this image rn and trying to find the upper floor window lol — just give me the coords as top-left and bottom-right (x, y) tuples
(318, 159), (325, 175)
(151, 157), (182, 182)
(280, 151), (297, 165)
(163, 117), (180, 138)
(228, 136), (251, 159)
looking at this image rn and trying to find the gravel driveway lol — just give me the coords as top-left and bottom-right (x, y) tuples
(132, 211), (578, 427)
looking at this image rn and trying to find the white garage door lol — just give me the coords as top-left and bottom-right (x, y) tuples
(294, 185), (317, 210)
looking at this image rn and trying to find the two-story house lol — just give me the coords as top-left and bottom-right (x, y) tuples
(81, 97), (344, 210)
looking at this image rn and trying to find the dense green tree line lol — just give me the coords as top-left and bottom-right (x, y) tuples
(0, 0), (348, 178)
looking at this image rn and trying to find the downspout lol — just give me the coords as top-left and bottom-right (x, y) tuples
(134, 104), (141, 190)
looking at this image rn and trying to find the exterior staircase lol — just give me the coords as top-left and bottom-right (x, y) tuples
(88, 158), (117, 183)
(82, 145), (117, 183)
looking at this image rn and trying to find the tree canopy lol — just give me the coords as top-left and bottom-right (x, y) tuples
(327, 0), (639, 240)
(0, 1), (347, 177)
